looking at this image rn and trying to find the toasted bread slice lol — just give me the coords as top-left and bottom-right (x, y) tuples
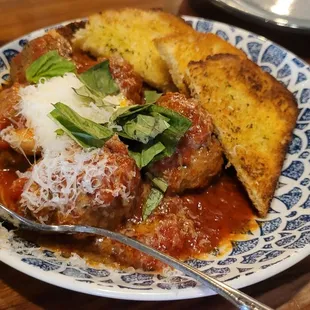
(155, 32), (246, 94)
(185, 54), (298, 216)
(73, 8), (193, 91)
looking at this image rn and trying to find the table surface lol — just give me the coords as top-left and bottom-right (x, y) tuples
(0, 1), (309, 309)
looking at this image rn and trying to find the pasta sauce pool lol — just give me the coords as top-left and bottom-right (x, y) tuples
(0, 169), (256, 271)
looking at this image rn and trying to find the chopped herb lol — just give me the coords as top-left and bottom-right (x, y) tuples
(142, 187), (164, 221)
(26, 50), (76, 83)
(129, 141), (165, 168)
(149, 105), (191, 140)
(140, 142), (166, 167)
(123, 114), (170, 144)
(142, 173), (168, 220)
(55, 128), (64, 136)
(49, 102), (113, 148)
(149, 111), (170, 122)
(128, 150), (142, 168)
(79, 60), (119, 97)
(49, 110), (92, 148)
(49, 99), (191, 169)
(72, 85), (102, 105)
(150, 105), (192, 159)
(144, 90), (162, 104)
(110, 104), (152, 123)
(110, 102), (192, 167)
(151, 177), (168, 192)
(146, 172), (168, 192)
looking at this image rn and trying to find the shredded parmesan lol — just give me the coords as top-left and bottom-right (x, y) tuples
(4, 73), (135, 221)
(17, 73), (122, 152)
(19, 147), (134, 222)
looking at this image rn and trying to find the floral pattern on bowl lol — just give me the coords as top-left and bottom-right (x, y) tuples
(0, 16), (309, 300)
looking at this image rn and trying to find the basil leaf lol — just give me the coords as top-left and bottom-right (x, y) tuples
(140, 142), (165, 167)
(26, 50), (76, 83)
(146, 173), (168, 192)
(49, 110), (91, 148)
(110, 104), (152, 123)
(150, 105), (192, 139)
(123, 115), (170, 144)
(111, 102), (191, 167)
(151, 177), (168, 192)
(144, 90), (162, 104)
(128, 150), (142, 168)
(149, 111), (170, 122)
(79, 60), (119, 97)
(150, 105), (192, 159)
(70, 131), (108, 148)
(142, 187), (164, 221)
(49, 103), (113, 148)
(55, 128), (64, 136)
(53, 102), (113, 140)
(72, 86), (102, 105)
(129, 142), (165, 168)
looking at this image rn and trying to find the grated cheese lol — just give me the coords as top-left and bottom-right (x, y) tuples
(17, 73), (122, 152)
(19, 147), (134, 222)
(8, 73), (134, 221)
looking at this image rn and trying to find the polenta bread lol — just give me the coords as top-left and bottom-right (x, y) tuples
(73, 8), (193, 91)
(185, 54), (298, 216)
(155, 32), (246, 94)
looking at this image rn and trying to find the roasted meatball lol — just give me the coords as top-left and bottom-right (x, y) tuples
(73, 54), (144, 105)
(10, 26), (143, 105)
(149, 92), (223, 193)
(3, 29), (143, 154)
(10, 136), (141, 230)
(109, 56), (144, 105)
(10, 31), (73, 83)
(0, 83), (38, 155)
(0, 84), (36, 155)
(0, 83), (21, 120)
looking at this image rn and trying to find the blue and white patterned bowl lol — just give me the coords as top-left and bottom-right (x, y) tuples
(0, 16), (309, 301)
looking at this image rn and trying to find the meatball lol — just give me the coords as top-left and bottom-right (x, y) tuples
(0, 84), (38, 155)
(10, 31), (73, 83)
(149, 92), (223, 193)
(0, 83), (21, 120)
(72, 54), (144, 105)
(10, 136), (141, 230)
(3, 33), (143, 154)
(0, 84), (37, 154)
(11, 27), (143, 105)
(109, 56), (144, 105)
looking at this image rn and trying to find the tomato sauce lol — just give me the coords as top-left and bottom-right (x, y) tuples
(11, 172), (256, 271)
(0, 170), (19, 212)
(156, 174), (254, 256)
(0, 36), (256, 271)
(92, 173), (256, 271)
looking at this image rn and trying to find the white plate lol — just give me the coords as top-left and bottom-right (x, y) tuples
(209, 0), (310, 31)
(0, 16), (309, 301)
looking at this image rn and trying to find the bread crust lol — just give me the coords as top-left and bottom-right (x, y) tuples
(155, 32), (246, 95)
(185, 54), (298, 216)
(73, 8), (193, 91)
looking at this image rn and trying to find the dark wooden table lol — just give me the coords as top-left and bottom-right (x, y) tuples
(0, 1), (309, 309)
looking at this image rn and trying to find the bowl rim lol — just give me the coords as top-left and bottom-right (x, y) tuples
(0, 15), (309, 301)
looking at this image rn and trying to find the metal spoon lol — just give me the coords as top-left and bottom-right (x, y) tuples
(0, 204), (273, 310)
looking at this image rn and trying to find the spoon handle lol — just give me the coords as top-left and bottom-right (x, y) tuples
(0, 204), (273, 310)
(69, 225), (273, 310)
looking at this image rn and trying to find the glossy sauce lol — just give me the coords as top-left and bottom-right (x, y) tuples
(0, 169), (256, 271)
(99, 173), (256, 270)
(0, 41), (255, 272)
